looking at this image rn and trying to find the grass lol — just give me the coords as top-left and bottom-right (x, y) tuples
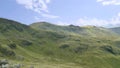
(1, 18), (120, 68)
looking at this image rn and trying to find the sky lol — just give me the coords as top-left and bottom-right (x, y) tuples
(1, 0), (120, 27)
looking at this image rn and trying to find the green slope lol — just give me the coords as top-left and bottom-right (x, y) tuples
(110, 27), (120, 34)
(1, 18), (120, 68)
(30, 22), (118, 37)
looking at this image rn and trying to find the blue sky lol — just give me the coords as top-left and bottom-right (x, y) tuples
(0, 0), (120, 27)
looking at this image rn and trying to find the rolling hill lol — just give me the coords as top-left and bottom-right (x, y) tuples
(1, 18), (120, 68)
(110, 27), (120, 34)
(30, 22), (118, 37)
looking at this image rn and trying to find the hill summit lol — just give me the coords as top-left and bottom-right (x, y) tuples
(30, 22), (118, 37)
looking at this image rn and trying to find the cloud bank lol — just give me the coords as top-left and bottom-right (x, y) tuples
(73, 13), (120, 27)
(97, 0), (120, 5)
(15, 0), (120, 27)
(16, 0), (59, 18)
(58, 13), (120, 27)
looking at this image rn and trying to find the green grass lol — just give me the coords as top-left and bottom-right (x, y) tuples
(1, 18), (120, 68)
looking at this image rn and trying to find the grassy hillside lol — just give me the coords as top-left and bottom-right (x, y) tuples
(110, 27), (120, 34)
(1, 18), (120, 68)
(30, 22), (118, 37)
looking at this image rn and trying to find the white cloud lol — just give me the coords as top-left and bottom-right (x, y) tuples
(96, 0), (120, 27)
(45, 0), (51, 3)
(56, 21), (69, 25)
(41, 13), (59, 19)
(76, 17), (108, 26)
(118, 12), (120, 16)
(97, 0), (120, 5)
(16, 0), (59, 18)
(75, 14), (120, 27)
(34, 16), (46, 21)
(35, 16), (41, 21)
(55, 13), (120, 27)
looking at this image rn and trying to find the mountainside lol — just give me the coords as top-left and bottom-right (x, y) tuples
(30, 22), (118, 37)
(1, 18), (120, 68)
(0, 18), (40, 58)
(110, 27), (120, 34)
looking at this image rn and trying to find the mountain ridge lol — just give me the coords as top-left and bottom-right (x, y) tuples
(30, 22), (119, 37)
(1, 18), (120, 68)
